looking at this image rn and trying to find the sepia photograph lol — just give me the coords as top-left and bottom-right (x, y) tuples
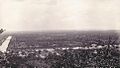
(0, 0), (120, 68)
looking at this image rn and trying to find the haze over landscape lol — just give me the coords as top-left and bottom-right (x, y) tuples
(0, 0), (120, 31)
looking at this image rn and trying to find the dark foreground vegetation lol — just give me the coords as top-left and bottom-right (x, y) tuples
(0, 46), (119, 68)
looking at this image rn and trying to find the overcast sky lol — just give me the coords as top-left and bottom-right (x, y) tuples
(0, 0), (120, 31)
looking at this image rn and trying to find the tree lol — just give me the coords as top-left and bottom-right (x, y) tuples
(0, 28), (5, 34)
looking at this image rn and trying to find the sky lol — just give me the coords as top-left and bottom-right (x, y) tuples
(0, 0), (120, 31)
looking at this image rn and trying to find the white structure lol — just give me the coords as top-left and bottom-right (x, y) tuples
(0, 36), (12, 52)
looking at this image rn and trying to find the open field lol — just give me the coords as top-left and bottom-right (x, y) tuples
(8, 30), (120, 50)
